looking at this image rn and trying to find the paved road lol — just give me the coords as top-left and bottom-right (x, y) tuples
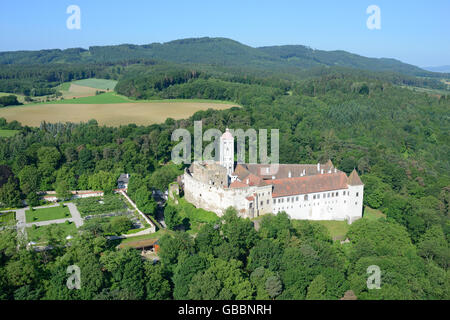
(15, 208), (28, 240)
(66, 203), (84, 227)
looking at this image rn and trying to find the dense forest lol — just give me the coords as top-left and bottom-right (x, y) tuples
(0, 62), (449, 299)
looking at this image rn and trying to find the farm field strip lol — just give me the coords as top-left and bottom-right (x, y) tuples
(0, 101), (238, 126)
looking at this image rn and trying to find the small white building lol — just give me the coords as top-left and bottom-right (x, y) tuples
(117, 174), (130, 190)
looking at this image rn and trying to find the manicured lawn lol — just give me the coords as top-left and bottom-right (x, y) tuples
(0, 129), (19, 137)
(25, 206), (71, 223)
(26, 222), (77, 244)
(0, 212), (15, 225)
(363, 206), (386, 221)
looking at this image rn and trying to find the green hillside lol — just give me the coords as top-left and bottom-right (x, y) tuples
(0, 37), (446, 78)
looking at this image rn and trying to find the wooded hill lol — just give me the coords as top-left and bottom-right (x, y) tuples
(1, 37), (447, 78)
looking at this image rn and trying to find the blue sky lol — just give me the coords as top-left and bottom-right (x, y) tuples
(0, 0), (449, 67)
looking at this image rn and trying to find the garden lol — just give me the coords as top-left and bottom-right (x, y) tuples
(74, 195), (128, 217)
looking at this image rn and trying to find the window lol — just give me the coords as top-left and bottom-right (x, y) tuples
(317, 194), (320, 199)
(249, 203), (253, 208)
(356, 192), (359, 197)
(332, 192), (334, 197)
(273, 199), (276, 204)
(343, 191), (346, 196)
(260, 201), (263, 206)
(328, 193), (330, 198)
(304, 195), (308, 201)
(313, 195), (316, 200)
(296, 196), (299, 201)
(287, 198), (290, 202)
(336, 192), (339, 196)
(267, 200), (270, 205)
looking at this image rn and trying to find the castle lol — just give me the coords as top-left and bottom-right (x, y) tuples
(181, 129), (364, 224)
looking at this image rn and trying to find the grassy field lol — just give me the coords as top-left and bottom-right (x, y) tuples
(25, 205), (71, 223)
(118, 229), (168, 245)
(172, 197), (219, 234)
(362, 206), (386, 221)
(311, 220), (350, 241)
(47, 92), (132, 104)
(0, 129), (19, 137)
(0, 212), (15, 226)
(72, 79), (117, 90)
(0, 98), (239, 127)
(290, 206), (386, 241)
(27, 222), (77, 244)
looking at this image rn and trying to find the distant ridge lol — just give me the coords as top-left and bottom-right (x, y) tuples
(423, 65), (450, 73)
(0, 37), (444, 78)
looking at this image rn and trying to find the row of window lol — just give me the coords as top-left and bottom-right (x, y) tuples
(273, 190), (359, 204)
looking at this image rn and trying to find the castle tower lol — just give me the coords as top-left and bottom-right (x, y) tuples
(220, 128), (234, 177)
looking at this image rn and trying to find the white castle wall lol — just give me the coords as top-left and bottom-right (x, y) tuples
(272, 187), (363, 223)
(184, 172), (257, 217)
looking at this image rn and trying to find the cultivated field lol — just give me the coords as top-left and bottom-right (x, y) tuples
(58, 79), (118, 99)
(0, 100), (238, 126)
(63, 84), (99, 99)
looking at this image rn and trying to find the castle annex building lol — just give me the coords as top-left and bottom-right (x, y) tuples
(181, 129), (364, 224)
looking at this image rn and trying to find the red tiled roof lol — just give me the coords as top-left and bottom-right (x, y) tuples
(270, 172), (349, 197)
(232, 164), (251, 179)
(245, 196), (254, 201)
(242, 162), (335, 180)
(244, 173), (267, 187)
(229, 180), (248, 189)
